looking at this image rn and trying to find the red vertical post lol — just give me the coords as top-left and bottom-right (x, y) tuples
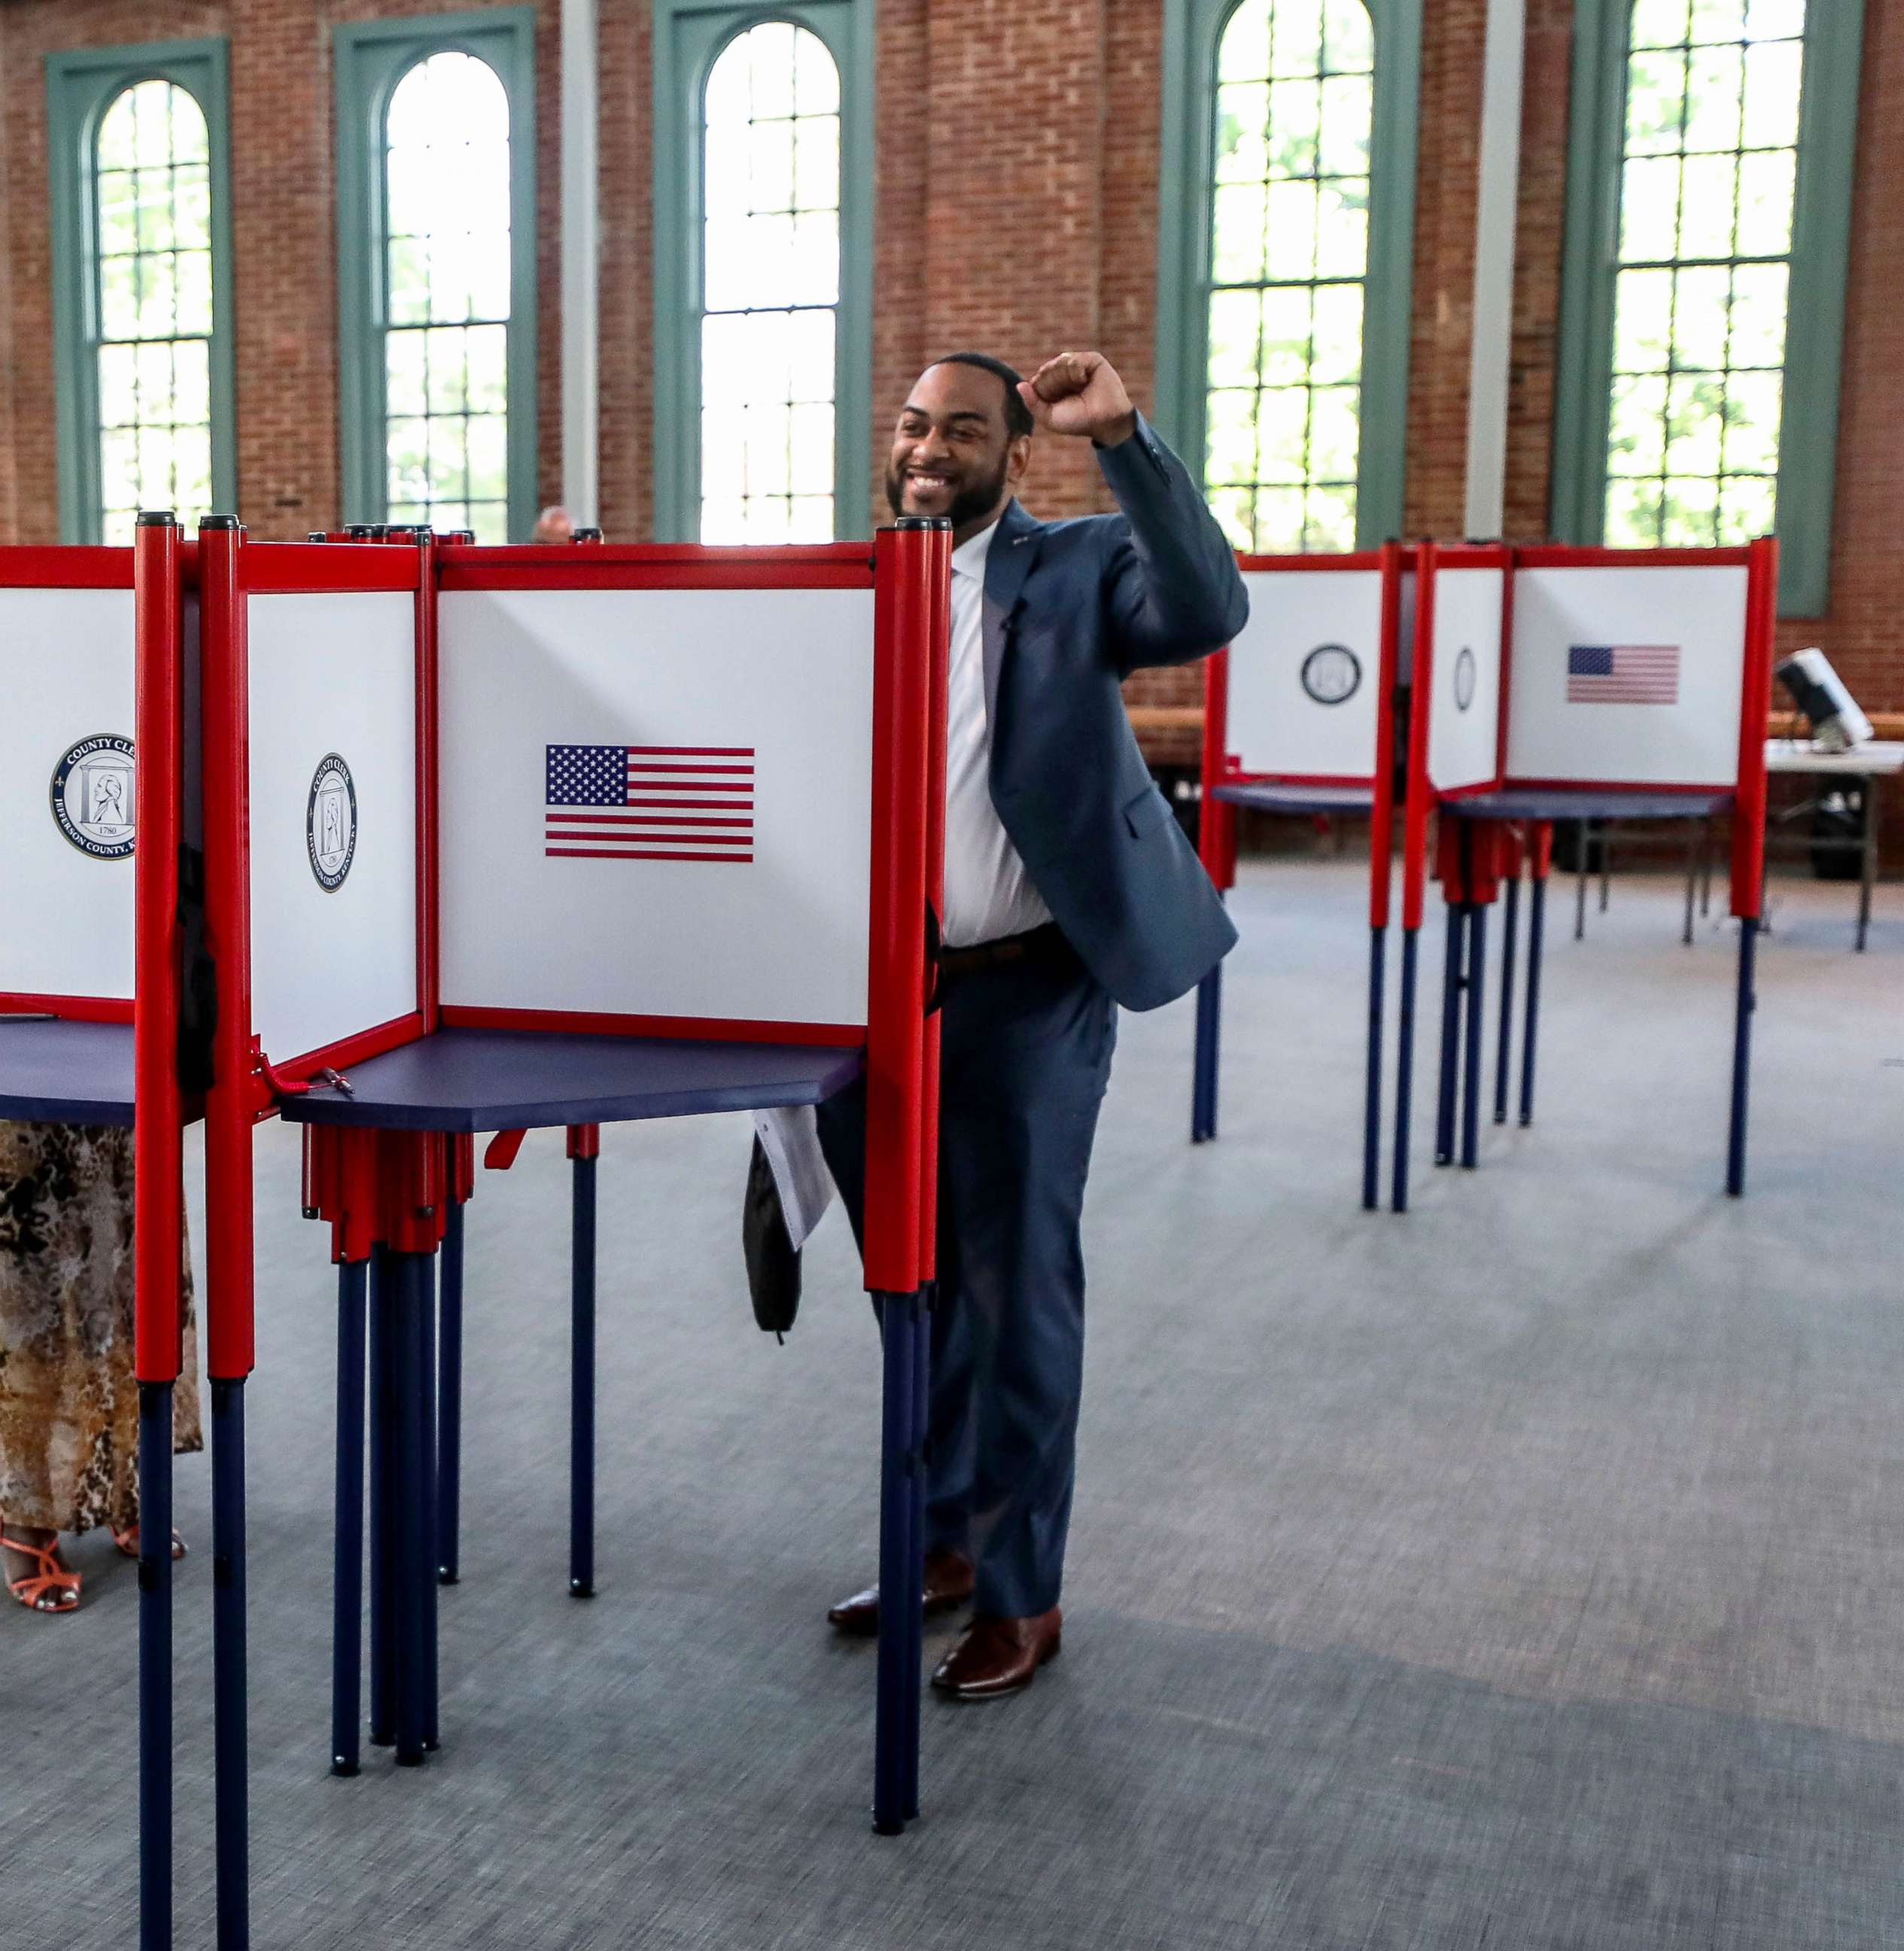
(199, 516), (258, 1382)
(1729, 536), (1778, 919)
(1197, 648), (1233, 890)
(914, 519), (950, 1285)
(1367, 542), (1404, 929)
(414, 529), (441, 1030)
(1401, 541), (1439, 933)
(862, 520), (944, 1296)
(134, 513), (184, 1384)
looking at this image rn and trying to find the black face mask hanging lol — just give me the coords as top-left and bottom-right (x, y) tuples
(742, 1134), (801, 1339)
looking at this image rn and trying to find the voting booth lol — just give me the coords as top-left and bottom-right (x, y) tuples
(124, 517), (949, 1950)
(0, 523), (205, 1949)
(1388, 539), (1777, 1208)
(1191, 544), (1409, 1204)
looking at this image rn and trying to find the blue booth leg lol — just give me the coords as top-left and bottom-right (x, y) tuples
(872, 1289), (922, 1836)
(1494, 874), (1519, 1126)
(903, 1284), (932, 1821)
(138, 1380), (174, 1951)
(570, 1152), (598, 1599)
(437, 1200), (464, 1586)
(1434, 899), (1466, 1167)
(211, 1378), (250, 1950)
(418, 1257), (440, 1752)
(1391, 928), (1420, 1213)
(332, 1259), (367, 1776)
(368, 1247), (395, 1749)
(1191, 964), (1221, 1144)
(1362, 927), (1386, 1211)
(1726, 916), (1759, 1196)
(392, 1253), (430, 1768)
(1520, 879), (1547, 1128)
(1460, 903), (1489, 1169)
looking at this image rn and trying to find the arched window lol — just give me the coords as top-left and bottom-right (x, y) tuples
(1156, 0), (1419, 552)
(652, 0), (873, 542)
(698, 23), (840, 544)
(336, 14), (537, 541)
(48, 44), (235, 544)
(1553, 0), (1864, 612)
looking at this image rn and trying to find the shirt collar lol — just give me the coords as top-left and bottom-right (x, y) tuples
(950, 517), (1002, 583)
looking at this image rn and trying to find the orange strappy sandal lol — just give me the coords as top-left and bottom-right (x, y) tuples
(111, 1526), (187, 1563)
(2, 1532), (81, 1614)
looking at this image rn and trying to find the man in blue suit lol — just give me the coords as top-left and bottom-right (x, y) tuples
(820, 349), (1246, 1697)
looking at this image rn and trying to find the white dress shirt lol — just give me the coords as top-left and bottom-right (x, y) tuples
(941, 519), (1053, 948)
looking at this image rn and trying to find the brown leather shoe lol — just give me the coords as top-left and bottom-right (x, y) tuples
(827, 1547), (975, 1637)
(929, 1607), (1062, 1700)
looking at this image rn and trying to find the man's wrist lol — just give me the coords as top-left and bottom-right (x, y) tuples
(1090, 410), (1139, 450)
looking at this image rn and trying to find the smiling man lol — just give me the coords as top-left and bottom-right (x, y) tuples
(817, 349), (1246, 1699)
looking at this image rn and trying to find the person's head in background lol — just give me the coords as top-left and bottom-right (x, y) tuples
(533, 505), (574, 544)
(886, 354), (1034, 549)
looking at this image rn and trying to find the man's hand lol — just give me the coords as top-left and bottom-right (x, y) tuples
(1018, 352), (1137, 449)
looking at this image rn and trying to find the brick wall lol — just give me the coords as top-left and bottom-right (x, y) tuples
(1, 0), (1899, 748)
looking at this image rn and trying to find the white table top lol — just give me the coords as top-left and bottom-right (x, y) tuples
(1764, 738), (1904, 777)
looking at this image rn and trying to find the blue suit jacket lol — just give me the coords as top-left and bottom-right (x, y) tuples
(978, 414), (1247, 1012)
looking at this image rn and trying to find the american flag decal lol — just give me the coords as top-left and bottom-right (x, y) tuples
(1566, 644), (1680, 706)
(545, 744), (756, 863)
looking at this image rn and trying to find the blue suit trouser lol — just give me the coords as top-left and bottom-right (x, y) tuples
(817, 949), (1117, 1621)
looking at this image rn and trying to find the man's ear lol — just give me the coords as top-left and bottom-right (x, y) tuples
(1005, 434), (1034, 490)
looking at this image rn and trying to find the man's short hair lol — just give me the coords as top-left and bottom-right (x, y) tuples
(930, 352), (1035, 441)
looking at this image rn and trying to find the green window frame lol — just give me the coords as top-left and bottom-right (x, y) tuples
(1154, 0), (1421, 552)
(1552, 0), (1864, 615)
(335, 9), (538, 542)
(652, 0), (874, 543)
(47, 39), (237, 545)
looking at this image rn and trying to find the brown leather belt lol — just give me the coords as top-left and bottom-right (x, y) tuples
(935, 921), (1077, 983)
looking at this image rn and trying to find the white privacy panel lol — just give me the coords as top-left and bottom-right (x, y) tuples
(1227, 570), (1385, 781)
(1505, 566), (1748, 787)
(0, 588), (137, 999)
(439, 587), (877, 1028)
(246, 592), (419, 1064)
(1425, 566), (1506, 793)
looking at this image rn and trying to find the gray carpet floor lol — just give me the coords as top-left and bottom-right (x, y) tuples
(5, 860), (1902, 1949)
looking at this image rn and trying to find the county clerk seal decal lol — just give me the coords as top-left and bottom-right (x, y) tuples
(50, 735), (136, 859)
(307, 753), (357, 891)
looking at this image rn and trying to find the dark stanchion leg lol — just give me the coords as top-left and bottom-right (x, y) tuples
(1859, 784), (1875, 953)
(392, 1255), (428, 1768)
(1599, 834), (1611, 915)
(1520, 878), (1547, 1128)
(1701, 821), (1713, 918)
(1460, 903), (1489, 1169)
(1434, 899), (1466, 1167)
(332, 1259), (367, 1776)
(1726, 917), (1760, 1196)
(1683, 821), (1699, 946)
(1494, 875), (1519, 1125)
(368, 1247), (395, 1749)
(1391, 929), (1419, 1213)
(902, 1286), (931, 1822)
(418, 1257), (440, 1753)
(1574, 823), (1589, 942)
(437, 1200), (464, 1585)
(211, 1378), (249, 1950)
(570, 1152), (598, 1599)
(1362, 927), (1385, 1210)
(871, 1290), (919, 1836)
(138, 1380), (174, 1951)
(1190, 964), (1221, 1143)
